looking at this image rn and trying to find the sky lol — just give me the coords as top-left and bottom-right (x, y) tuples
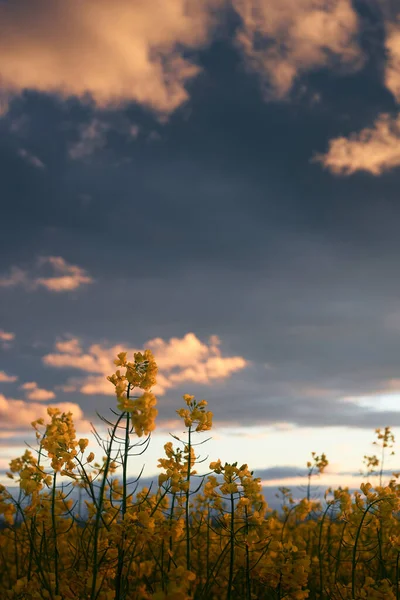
(2, 0), (400, 504)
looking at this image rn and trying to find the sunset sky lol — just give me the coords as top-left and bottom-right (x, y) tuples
(2, 0), (400, 503)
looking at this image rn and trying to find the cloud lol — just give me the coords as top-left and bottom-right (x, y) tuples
(0, 330), (15, 342)
(0, 371), (18, 383)
(17, 148), (45, 169)
(34, 256), (94, 292)
(55, 338), (82, 355)
(0, 393), (88, 431)
(55, 384), (78, 393)
(0, 0), (221, 117)
(254, 466), (308, 480)
(20, 381), (55, 401)
(312, 13), (400, 178)
(314, 113), (400, 175)
(68, 118), (109, 160)
(43, 332), (249, 396)
(0, 256), (94, 292)
(0, 330), (15, 350)
(0, 267), (28, 288)
(232, 0), (363, 100)
(385, 19), (400, 103)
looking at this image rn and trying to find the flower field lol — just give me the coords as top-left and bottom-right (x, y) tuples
(1, 350), (400, 599)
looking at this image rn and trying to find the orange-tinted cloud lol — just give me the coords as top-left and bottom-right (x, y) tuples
(385, 20), (400, 103)
(43, 332), (249, 396)
(0, 330), (15, 351)
(0, 330), (15, 342)
(0, 371), (18, 383)
(0, 256), (94, 292)
(0, 393), (88, 430)
(232, 0), (363, 100)
(314, 113), (400, 176)
(0, 268), (27, 288)
(20, 381), (55, 401)
(55, 338), (82, 355)
(34, 256), (94, 292)
(0, 0), (221, 117)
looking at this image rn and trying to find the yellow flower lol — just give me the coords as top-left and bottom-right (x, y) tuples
(78, 438), (89, 453)
(114, 351), (128, 367)
(176, 395), (213, 431)
(210, 460), (222, 474)
(183, 394), (195, 406)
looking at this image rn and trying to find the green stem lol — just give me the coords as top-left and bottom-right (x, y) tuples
(90, 412), (125, 600)
(115, 408), (130, 600)
(379, 443), (385, 488)
(307, 469), (312, 502)
(227, 492), (235, 600)
(318, 502), (335, 600)
(244, 505), (251, 600)
(51, 471), (59, 597)
(168, 492), (176, 573)
(185, 426), (192, 572)
(352, 497), (387, 598)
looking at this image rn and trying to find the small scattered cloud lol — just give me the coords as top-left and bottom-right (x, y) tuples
(0, 330), (15, 342)
(55, 338), (82, 355)
(0, 329), (15, 350)
(232, 0), (363, 101)
(34, 256), (94, 292)
(20, 381), (55, 401)
(68, 118), (109, 160)
(0, 371), (18, 383)
(0, 256), (94, 293)
(17, 148), (45, 169)
(43, 332), (249, 396)
(0, 267), (28, 288)
(314, 113), (400, 176)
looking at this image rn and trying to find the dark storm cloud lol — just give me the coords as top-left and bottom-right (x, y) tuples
(2, 9), (400, 437)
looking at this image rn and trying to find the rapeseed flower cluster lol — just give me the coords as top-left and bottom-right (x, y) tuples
(107, 349), (158, 436)
(176, 394), (212, 432)
(3, 353), (400, 599)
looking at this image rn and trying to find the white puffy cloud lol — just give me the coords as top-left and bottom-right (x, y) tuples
(314, 113), (400, 176)
(232, 0), (363, 100)
(0, 0), (221, 117)
(43, 332), (249, 396)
